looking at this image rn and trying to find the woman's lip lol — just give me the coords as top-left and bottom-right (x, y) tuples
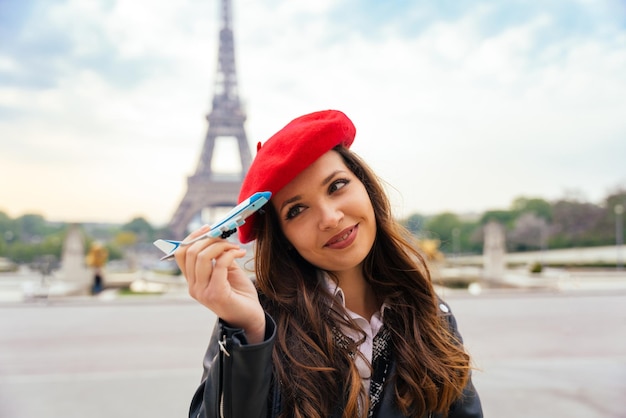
(324, 225), (358, 249)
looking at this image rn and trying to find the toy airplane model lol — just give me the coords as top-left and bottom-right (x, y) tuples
(153, 191), (271, 261)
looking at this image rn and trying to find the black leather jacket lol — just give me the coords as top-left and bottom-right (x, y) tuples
(189, 304), (483, 418)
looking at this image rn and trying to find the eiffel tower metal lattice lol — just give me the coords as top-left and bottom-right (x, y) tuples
(168, 0), (252, 239)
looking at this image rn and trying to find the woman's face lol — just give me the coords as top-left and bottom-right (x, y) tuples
(272, 150), (376, 277)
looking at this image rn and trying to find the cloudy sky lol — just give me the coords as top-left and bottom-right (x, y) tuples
(1, 0), (625, 226)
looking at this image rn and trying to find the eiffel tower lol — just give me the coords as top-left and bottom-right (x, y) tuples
(168, 0), (252, 239)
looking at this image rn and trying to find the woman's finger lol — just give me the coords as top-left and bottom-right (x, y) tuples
(186, 241), (242, 302)
(174, 224), (211, 279)
(199, 248), (245, 307)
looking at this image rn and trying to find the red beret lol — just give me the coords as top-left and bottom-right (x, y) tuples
(237, 109), (356, 243)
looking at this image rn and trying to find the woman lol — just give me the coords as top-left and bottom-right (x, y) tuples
(175, 110), (482, 418)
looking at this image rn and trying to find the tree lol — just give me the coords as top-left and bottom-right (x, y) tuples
(592, 188), (626, 246)
(605, 188), (626, 210)
(510, 197), (553, 221)
(0, 211), (16, 241)
(16, 214), (47, 241)
(480, 210), (516, 228)
(550, 199), (605, 247)
(508, 213), (550, 252)
(122, 217), (155, 243)
(424, 212), (463, 253)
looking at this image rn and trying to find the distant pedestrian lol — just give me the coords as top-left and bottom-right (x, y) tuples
(86, 242), (107, 295)
(174, 110), (482, 417)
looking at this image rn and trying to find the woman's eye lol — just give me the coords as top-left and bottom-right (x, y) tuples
(285, 205), (305, 220)
(329, 179), (349, 194)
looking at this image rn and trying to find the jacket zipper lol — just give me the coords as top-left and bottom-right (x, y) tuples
(219, 335), (231, 418)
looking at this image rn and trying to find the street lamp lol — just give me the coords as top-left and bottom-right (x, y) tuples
(616, 204), (624, 270)
(452, 227), (461, 261)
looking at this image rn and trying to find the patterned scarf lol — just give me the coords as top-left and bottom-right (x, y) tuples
(331, 325), (393, 418)
(368, 325), (392, 417)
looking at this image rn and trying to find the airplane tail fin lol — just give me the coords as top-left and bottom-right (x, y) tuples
(153, 239), (180, 260)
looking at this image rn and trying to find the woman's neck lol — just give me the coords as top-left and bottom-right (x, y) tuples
(336, 269), (380, 320)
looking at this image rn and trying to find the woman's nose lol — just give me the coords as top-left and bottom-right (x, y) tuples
(318, 203), (343, 230)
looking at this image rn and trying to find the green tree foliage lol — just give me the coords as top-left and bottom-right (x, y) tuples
(459, 222), (483, 254)
(402, 211), (481, 255)
(400, 186), (626, 255)
(508, 213), (549, 252)
(549, 198), (605, 247)
(424, 212), (463, 253)
(17, 214), (48, 238)
(2, 233), (64, 264)
(0, 211), (17, 243)
(510, 197), (553, 221)
(605, 189), (626, 211)
(584, 188), (626, 247)
(0, 213), (66, 263)
(480, 210), (516, 227)
(121, 217), (155, 243)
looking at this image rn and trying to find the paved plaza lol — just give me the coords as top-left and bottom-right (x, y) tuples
(0, 288), (625, 418)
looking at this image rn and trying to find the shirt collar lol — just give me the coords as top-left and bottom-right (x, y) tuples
(321, 271), (389, 320)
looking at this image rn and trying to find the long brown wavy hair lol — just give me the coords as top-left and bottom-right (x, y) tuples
(253, 146), (471, 418)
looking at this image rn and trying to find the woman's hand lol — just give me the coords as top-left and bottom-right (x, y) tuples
(174, 225), (266, 344)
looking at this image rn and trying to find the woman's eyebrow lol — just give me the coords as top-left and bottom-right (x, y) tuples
(279, 170), (347, 212)
(279, 194), (301, 213)
(322, 170), (343, 186)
